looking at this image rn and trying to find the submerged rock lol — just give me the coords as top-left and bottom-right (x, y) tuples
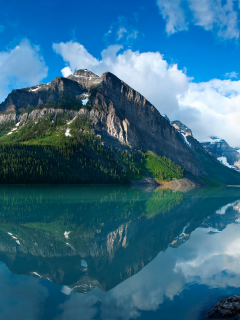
(206, 295), (240, 318)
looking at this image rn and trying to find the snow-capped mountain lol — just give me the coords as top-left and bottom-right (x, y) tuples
(200, 136), (240, 171)
(167, 119), (240, 172)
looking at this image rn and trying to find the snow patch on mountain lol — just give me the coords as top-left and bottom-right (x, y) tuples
(199, 136), (224, 144)
(64, 231), (71, 239)
(65, 129), (72, 137)
(81, 260), (88, 268)
(217, 156), (235, 169)
(180, 132), (191, 147)
(82, 98), (89, 106)
(29, 86), (41, 92)
(7, 127), (17, 135)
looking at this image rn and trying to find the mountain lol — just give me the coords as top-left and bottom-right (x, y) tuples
(0, 69), (240, 185)
(200, 136), (240, 171)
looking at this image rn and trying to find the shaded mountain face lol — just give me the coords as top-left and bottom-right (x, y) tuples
(0, 69), (240, 185)
(200, 136), (240, 171)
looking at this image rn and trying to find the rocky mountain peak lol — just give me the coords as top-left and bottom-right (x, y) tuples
(67, 69), (101, 90)
(171, 120), (192, 137)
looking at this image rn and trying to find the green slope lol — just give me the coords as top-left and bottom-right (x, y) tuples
(0, 115), (184, 184)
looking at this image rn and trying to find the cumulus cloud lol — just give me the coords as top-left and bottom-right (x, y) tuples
(157, 0), (239, 40)
(0, 39), (48, 102)
(52, 41), (99, 75)
(53, 40), (240, 147)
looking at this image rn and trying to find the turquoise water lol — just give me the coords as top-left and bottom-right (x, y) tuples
(1, 185), (240, 319)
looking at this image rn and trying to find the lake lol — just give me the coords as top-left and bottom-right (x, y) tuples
(1, 185), (240, 319)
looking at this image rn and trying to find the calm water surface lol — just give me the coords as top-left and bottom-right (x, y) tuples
(1, 185), (240, 319)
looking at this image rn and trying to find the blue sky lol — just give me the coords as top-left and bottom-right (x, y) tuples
(1, 0), (240, 145)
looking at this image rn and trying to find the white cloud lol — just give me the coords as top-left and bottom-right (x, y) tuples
(157, 0), (239, 40)
(61, 66), (73, 77)
(157, 0), (188, 35)
(0, 39), (48, 102)
(224, 71), (238, 79)
(117, 27), (128, 40)
(178, 79), (240, 146)
(53, 40), (240, 147)
(52, 41), (99, 74)
(126, 29), (139, 40)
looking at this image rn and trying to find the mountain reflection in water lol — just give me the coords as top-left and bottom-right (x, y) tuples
(0, 185), (240, 319)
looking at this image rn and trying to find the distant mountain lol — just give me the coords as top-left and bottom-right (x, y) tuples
(0, 69), (240, 185)
(200, 136), (240, 171)
(170, 120), (240, 173)
(171, 120), (193, 137)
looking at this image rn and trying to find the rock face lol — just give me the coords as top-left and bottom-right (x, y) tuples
(206, 296), (240, 318)
(201, 136), (240, 171)
(86, 72), (206, 176)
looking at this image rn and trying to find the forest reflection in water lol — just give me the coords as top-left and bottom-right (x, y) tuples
(0, 185), (240, 319)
